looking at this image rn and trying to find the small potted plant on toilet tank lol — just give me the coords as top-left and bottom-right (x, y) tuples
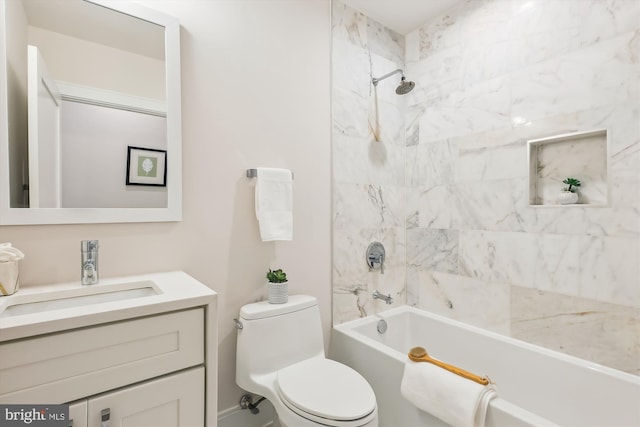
(266, 268), (288, 304)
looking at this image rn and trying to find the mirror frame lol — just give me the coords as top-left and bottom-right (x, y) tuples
(0, 0), (182, 225)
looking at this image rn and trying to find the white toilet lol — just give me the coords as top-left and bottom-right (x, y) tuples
(236, 295), (378, 427)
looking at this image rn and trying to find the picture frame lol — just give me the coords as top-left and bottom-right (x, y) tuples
(126, 146), (167, 186)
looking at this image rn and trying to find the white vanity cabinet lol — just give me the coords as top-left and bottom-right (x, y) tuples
(2, 308), (207, 426)
(0, 271), (218, 427)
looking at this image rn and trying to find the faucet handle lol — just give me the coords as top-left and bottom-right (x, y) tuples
(81, 240), (99, 285)
(81, 240), (99, 252)
(366, 242), (386, 274)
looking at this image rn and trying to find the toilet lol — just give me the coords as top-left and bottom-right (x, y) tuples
(236, 295), (378, 427)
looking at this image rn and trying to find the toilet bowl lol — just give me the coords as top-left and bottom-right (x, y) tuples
(236, 295), (378, 427)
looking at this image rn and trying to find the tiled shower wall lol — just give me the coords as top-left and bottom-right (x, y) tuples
(332, 0), (639, 374)
(332, 3), (408, 321)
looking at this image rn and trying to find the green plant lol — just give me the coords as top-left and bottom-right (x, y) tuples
(562, 177), (581, 193)
(266, 268), (288, 283)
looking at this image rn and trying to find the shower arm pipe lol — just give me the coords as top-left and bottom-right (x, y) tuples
(372, 69), (405, 86)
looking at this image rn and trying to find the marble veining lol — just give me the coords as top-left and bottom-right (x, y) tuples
(331, 2), (367, 49)
(511, 286), (640, 374)
(332, 0), (640, 374)
(579, 0), (640, 48)
(418, 12), (461, 57)
(411, 270), (511, 335)
(367, 19), (404, 65)
(407, 228), (458, 274)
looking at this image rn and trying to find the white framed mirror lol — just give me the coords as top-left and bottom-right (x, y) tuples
(0, 0), (182, 224)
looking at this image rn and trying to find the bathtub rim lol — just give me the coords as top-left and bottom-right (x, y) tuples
(332, 304), (640, 386)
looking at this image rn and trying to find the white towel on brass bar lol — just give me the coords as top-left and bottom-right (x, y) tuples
(254, 167), (293, 241)
(400, 360), (496, 427)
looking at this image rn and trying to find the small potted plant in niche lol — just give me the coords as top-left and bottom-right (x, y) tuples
(266, 268), (288, 304)
(558, 177), (581, 204)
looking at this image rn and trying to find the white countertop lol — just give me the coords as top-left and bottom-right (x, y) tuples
(0, 271), (216, 342)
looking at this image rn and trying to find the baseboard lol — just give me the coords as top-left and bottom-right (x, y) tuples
(218, 400), (275, 427)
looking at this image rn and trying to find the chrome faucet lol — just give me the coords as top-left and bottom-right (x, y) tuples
(81, 240), (99, 285)
(372, 290), (393, 305)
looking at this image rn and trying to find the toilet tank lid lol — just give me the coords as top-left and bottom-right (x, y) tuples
(240, 295), (317, 320)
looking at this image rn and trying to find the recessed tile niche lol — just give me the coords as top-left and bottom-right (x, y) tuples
(528, 129), (609, 207)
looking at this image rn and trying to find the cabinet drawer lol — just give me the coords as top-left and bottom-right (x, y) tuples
(0, 308), (204, 403)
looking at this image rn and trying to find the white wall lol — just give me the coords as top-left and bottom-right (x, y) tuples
(29, 26), (165, 100)
(60, 100), (168, 208)
(0, 0), (331, 414)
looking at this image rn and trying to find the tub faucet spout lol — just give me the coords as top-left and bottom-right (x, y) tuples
(372, 290), (393, 304)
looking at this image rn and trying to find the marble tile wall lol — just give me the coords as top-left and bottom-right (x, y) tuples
(332, 2), (408, 321)
(405, 0), (639, 374)
(332, 0), (639, 374)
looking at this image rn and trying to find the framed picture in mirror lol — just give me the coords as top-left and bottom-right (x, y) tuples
(126, 146), (167, 187)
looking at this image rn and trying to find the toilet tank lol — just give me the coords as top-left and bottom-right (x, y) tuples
(236, 295), (325, 386)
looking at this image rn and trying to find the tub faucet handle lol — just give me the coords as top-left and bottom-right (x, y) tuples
(366, 242), (386, 274)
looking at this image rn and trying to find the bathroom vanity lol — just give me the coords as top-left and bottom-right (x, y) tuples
(0, 271), (217, 427)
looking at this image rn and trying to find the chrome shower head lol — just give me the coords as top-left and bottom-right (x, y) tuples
(372, 68), (415, 95)
(395, 77), (415, 95)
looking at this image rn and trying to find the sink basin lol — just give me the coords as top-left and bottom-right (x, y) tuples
(0, 280), (160, 318)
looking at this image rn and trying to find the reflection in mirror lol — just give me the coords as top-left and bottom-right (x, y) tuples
(0, 0), (182, 224)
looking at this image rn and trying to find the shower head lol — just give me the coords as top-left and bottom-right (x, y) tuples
(372, 68), (415, 95)
(396, 77), (415, 95)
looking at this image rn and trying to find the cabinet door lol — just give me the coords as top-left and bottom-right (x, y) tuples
(68, 401), (88, 427)
(87, 367), (204, 427)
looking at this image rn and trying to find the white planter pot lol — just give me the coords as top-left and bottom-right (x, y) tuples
(558, 191), (579, 205)
(0, 260), (20, 296)
(268, 282), (288, 304)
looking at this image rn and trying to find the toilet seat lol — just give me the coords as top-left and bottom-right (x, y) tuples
(276, 358), (377, 427)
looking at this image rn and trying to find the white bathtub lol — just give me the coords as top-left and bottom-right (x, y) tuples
(330, 306), (640, 427)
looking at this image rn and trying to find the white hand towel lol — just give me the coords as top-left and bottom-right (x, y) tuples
(400, 360), (496, 427)
(254, 167), (293, 241)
